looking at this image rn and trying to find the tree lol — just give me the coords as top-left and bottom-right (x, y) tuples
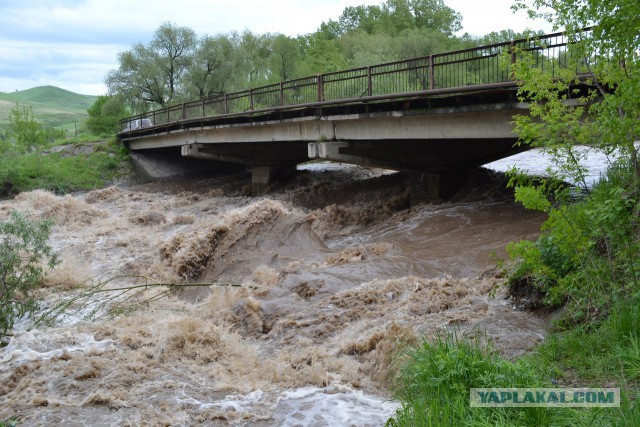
(318, 0), (462, 38)
(86, 95), (128, 135)
(106, 22), (196, 110)
(511, 0), (640, 185)
(8, 104), (41, 153)
(1, 211), (58, 340)
(504, 0), (640, 316)
(4, 104), (64, 154)
(186, 33), (241, 99)
(270, 34), (301, 82)
(237, 31), (273, 87)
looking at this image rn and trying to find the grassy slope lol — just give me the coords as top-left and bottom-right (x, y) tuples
(0, 86), (97, 129)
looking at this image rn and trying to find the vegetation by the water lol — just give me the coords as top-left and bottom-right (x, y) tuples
(0, 142), (128, 198)
(0, 211), (58, 341)
(0, 102), (129, 199)
(387, 0), (640, 425)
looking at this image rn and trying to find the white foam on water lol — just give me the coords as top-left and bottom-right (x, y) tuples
(176, 389), (268, 413)
(0, 329), (114, 367)
(485, 146), (617, 187)
(271, 385), (400, 427)
(173, 385), (399, 426)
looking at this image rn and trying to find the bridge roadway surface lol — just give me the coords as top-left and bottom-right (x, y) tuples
(117, 30), (586, 203)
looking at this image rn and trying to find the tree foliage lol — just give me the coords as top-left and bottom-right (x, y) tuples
(505, 0), (640, 320)
(2, 104), (65, 154)
(0, 211), (58, 339)
(86, 95), (128, 135)
(106, 22), (196, 109)
(106, 0), (481, 112)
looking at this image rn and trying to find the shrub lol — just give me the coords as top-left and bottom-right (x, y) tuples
(0, 211), (58, 340)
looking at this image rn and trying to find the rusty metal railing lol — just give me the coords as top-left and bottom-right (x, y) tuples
(120, 28), (593, 132)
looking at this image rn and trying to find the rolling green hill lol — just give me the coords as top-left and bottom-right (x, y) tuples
(0, 86), (98, 130)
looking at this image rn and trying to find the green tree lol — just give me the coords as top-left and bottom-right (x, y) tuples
(511, 0), (640, 186)
(318, 0), (462, 38)
(504, 0), (640, 316)
(270, 34), (301, 82)
(106, 22), (196, 110)
(86, 95), (128, 135)
(4, 104), (63, 154)
(1, 211), (58, 340)
(186, 33), (241, 99)
(8, 104), (41, 153)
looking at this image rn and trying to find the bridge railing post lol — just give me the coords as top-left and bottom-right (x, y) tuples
(367, 66), (373, 96)
(428, 55), (435, 90)
(249, 89), (254, 110)
(279, 82), (284, 106)
(224, 94), (228, 114)
(510, 41), (517, 80)
(317, 74), (324, 102)
(201, 99), (205, 117)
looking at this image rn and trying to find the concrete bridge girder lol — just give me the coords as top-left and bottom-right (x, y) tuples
(126, 105), (522, 152)
(125, 103), (527, 201)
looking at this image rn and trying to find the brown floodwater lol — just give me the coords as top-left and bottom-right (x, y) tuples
(0, 164), (548, 426)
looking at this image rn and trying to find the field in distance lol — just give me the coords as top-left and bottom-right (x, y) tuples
(0, 85), (97, 131)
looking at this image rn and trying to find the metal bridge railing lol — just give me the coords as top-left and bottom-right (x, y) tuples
(120, 28), (593, 132)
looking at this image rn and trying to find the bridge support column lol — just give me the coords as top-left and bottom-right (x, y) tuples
(410, 171), (467, 206)
(252, 165), (296, 195)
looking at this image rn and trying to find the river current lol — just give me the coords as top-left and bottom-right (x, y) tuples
(0, 148), (605, 425)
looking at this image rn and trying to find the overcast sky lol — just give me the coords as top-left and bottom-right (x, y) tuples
(0, 0), (552, 95)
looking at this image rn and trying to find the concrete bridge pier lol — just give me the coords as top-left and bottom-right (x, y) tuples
(410, 171), (468, 205)
(251, 165), (297, 195)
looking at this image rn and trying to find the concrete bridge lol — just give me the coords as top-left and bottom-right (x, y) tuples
(118, 30), (588, 203)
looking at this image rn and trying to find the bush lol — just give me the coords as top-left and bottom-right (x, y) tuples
(0, 211), (58, 340)
(0, 140), (129, 198)
(504, 163), (640, 321)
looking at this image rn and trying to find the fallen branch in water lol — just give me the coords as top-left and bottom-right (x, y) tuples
(35, 270), (256, 326)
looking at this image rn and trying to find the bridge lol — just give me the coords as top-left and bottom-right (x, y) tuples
(118, 30), (591, 203)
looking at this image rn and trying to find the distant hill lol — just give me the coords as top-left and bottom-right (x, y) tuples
(0, 86), (98, 130)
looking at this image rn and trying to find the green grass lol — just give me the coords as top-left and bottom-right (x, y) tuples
(0, 86), (97, 130)
(386, 305), (640, 427)
(0, 139), (129, 197)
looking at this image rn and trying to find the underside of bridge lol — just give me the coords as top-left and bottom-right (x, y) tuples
(121, 97), (528, 203)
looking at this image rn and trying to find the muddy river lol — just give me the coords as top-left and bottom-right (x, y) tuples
(1, 149), (596, 425)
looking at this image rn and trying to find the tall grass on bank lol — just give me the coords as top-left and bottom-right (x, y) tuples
(386, 329), (639, 426)
(0, 140), (128, 197)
